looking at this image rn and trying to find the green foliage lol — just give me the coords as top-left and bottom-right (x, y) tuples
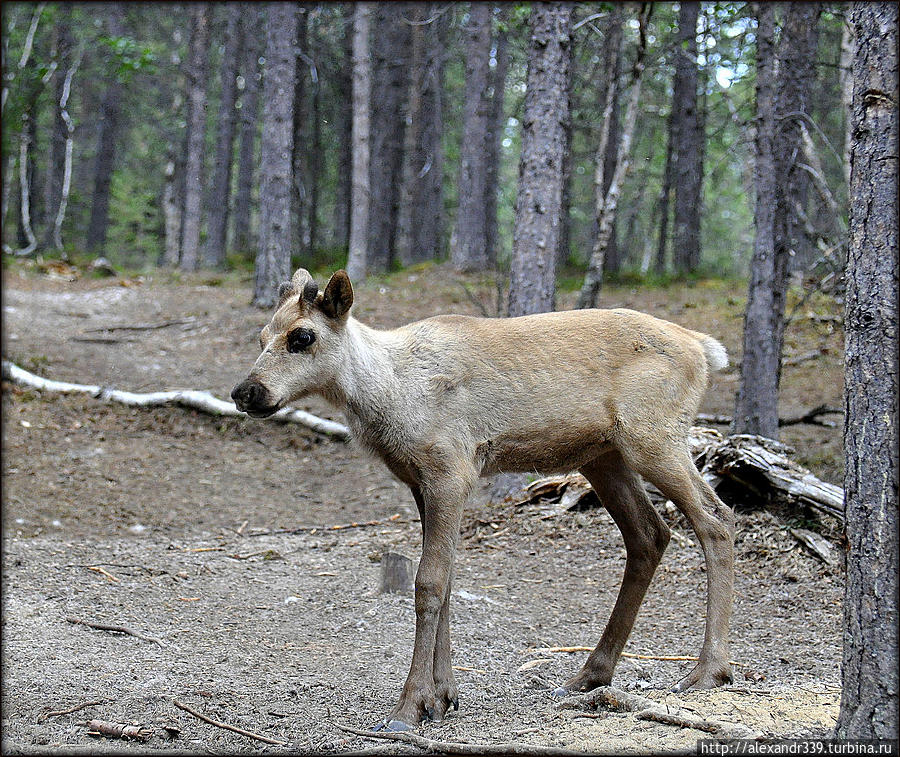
(97, 34), (158, 83)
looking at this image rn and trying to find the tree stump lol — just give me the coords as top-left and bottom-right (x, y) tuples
(379, 551), (415, 594)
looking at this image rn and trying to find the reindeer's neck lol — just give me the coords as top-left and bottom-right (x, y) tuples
(327, 317), (404, 428)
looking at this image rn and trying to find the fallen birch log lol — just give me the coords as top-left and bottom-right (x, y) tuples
(514, 426), (844, 524)
(1, 359), (351, 441)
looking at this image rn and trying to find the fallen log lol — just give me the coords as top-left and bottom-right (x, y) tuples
(1, 359), (351, 441)
(513, 427), (844, 524)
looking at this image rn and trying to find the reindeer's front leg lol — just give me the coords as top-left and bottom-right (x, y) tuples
(379, 478), (467, 730)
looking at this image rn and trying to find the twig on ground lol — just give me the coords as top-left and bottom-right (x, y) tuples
(86, 565), (119, 582)
(696, 405), (843, 428)
(559, 686), (758, 739)
(83, 318), (198, 333)
(65, 616), (164, 648)
(245, 514), (414, 538)
(2, 359), (351, 440)
(172, 699), (287, 746)
(334, 723), (586, 756)
(37, 700), (105, 723)
(529, 647), (742, 666)
(86, 719), (152, 741)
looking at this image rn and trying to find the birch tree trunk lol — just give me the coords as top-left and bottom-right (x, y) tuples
(507, 2), (572, 317)
(484, 8), (509, 268)
(253, 2), (297, 307)
(576, 5), (649, 310)
(835, 1), (898, 739)
(345, 2), (372, 282)
(202, 3), (243, 268)
(451, 1), (493, 272)
(179, 2), (211, 271)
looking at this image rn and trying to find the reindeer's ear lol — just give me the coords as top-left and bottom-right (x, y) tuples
(320, 270), (353, 319)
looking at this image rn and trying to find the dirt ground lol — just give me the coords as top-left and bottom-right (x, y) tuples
(2, 263), (845, 754)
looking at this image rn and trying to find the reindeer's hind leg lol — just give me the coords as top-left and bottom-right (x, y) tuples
(558, 451), (671, 694)
(628, 445), (735, 690)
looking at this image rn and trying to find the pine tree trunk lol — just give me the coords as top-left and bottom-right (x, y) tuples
(451, 1), (493, 272)
(253, 2), (297, 307)
(292, 6), (310, 253)
(331, 5), (353, 252)
(485, 8), (509, 268)
(180, 2), (211, 271)
(835, 1), (898, 740)
(733, 4), (779, 438)
(85, 6), (125, 256)
(671, 1), (702, 275)
(345, 2), (372, 282)
(202, 3), (243, 268)
(507, 2), (572, 317)
(366, 2), (410, 273)
(654, 128), (674, 274)
(233, 5), (262, 257)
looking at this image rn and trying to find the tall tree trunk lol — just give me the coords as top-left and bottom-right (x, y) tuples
(732, 4), (779, 437)
(835, 1), (898, 740)
(734, 2), (821, 436)
(233, 5), (262, 257)
(654, 121), (674, 274)
(42, 5), (73, 252)
(48, 41), (79, 253)
(451, 2), (493, 272)
(671, 1), (703, 275)
(331, 5), (353, 252)
(85, 6), (125, 257)
(292, 6), (310, 253)
(485, 7), (509, 268)
(577, 4), (650, 310)
(507, 2), (572, 317)
(253, 2), (297, 307)
(346, 2), (372, 281)
(203, 3), (243, 268)
(180, 2), (211, 271)
(307, 27), (321, 256)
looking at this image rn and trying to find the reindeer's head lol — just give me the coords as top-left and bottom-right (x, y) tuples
(231, 268), (353, 418)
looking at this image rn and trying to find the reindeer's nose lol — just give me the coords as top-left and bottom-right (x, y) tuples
(231, 379), (268, 412)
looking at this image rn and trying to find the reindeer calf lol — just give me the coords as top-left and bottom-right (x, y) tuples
(232, 268), (735, 731)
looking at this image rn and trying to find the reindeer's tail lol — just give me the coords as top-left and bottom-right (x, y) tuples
(699, 335), (729, 372)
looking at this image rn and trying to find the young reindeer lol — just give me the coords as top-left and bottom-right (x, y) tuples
(232, 268), (736, 731)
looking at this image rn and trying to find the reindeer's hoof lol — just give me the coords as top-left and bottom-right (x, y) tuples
(372, 719), (415, 733)
(671, 661), (733, 692)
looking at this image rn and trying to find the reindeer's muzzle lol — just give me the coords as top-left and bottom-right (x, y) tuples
(231, 379), (279, 418)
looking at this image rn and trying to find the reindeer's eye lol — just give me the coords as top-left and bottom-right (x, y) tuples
(286, 328), (315, 353)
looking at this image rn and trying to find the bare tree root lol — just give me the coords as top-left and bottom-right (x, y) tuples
(172, 699), (287, 746)
(38, 700), (105, 723)
(334, 723), (587, 756)
(65, 616), (165, 648)
(559, 686), (759, 739)
(2, 359), (351, 440)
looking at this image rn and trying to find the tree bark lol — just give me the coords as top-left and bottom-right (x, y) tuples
(654, 120), (674, 274)
(179, 2), (211, 271)
(366, 2), (410, 273)
(331, 5), (353, 252)
(507, 2), (573, 317)
(576, 5), (649, 310)
(232, 5), (262, 257)
(451, 2), (493, 272)
(202, 3), (243, 268)
(670, 1), (703, 275)
(253, 2), (297, 307)
(835, 1), (898, 740)
(345, 2), (372, 282)
(733, 4), (779, 438)
(85, 6), (126, 257)
(42, 5), (73, 252)
(292, 6), (311, 253)
(484, 8), (509, 268)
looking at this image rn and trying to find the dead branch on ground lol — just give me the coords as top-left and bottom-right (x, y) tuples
(65, 616), (164, 648)
(560, 686), (758, 739)
(83, 318), (199, 333)
(244, 514), (413, 538)
(38, 700), (105, 723)
(172, 699), (287, 746)
(86, 719), (152, 741)
(334, 723), (587, 756)
(696, 404), (843, 428)
(2, 359), (351, 440)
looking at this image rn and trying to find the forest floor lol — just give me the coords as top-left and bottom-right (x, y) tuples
(2, 261), (845, 754)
